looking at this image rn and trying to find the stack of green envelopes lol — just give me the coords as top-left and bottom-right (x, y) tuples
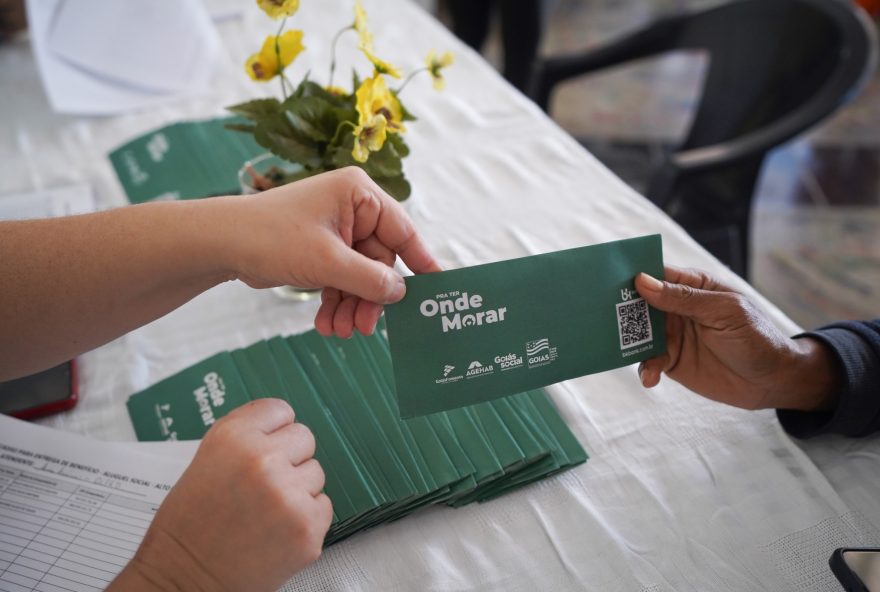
(127, 329), (588, 545)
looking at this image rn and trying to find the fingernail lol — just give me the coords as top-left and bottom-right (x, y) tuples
(388, 274), (406, 302)
(639, 273), (663, 292)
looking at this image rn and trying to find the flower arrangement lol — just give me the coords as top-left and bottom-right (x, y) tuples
(227, 0), (453, 201)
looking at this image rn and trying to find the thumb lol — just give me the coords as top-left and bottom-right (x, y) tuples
(325, 246), (406, 304)
(635, 272), (738, 327)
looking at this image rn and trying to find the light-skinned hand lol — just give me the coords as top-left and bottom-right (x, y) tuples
(108, 399), (332, 592)
(225, 167), (441, 338)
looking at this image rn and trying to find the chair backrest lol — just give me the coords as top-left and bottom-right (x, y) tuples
(532, 0), (877, 277)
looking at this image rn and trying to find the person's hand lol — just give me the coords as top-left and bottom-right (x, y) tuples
(634, 266), (841, 412)
(109, 399), (332, 592)
(223, 167), (441, 338)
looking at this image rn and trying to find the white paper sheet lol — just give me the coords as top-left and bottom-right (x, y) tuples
(48, 0), (220, 94)
(26, 0), (220, 115)
(0, 414), (189, 591)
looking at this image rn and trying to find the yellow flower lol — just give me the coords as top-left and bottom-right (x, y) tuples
(359, 44), (402, 79)
(425, 50), (454, 90)
(353, 0), (371, 47)
(256, 0), (300, 19)
(356, 74), (406, 133)
(352, 114), (388, 162)
(245, 30), (305, 82)
(325, 85), (350, 96)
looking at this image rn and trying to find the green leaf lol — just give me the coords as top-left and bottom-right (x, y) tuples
(292, 80), (352, 108)
(374, 174), (411, 201)
(352, 69), (362, 93)
(387, 133), (410, 158)
(254, 115), (322, 168)
(283, 96), (339, 143)
(227, 98), (282, 122)
(361, 137), (403, 178)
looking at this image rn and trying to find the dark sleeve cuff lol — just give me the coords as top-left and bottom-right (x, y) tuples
(777, 323), (880, 439)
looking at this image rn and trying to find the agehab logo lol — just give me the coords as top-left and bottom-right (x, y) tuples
(465, 360), (494, 379)
(436, 364), (463, 385)
(526, 338), (558, 368)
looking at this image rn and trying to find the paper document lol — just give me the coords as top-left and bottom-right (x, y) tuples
(0, 414), (189, 591)
(384, 235), (666, 417)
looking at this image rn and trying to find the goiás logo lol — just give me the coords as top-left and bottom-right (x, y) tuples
(419, 291), (507, 333)
(193, 372), (226, 427)
(466, 360), (494, 379)
(526, 338), (558, 368)
(494, 352), (523, 371)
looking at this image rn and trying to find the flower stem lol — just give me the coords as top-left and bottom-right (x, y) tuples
(275, 17), (288, 99)
(329, 120), (357, 147)
(395, 67), (428, 95)
(328, 26), (354, 90)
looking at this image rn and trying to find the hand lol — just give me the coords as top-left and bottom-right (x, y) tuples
(109, 399), (332, 592)
(634, 266), (841, 412)
(224, 167), (441, 337)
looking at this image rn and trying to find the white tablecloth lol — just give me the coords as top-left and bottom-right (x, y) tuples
(1, 1), (879, 590)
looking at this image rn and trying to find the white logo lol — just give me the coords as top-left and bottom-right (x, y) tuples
(494, 353), (523, 371)
(419, 291), (508, 333)
(526, 338), (558, 368)
(466, 360), (494, 378)
(443, 364), (455, 377)
(147, 132), (170, 162)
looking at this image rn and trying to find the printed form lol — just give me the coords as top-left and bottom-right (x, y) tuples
(0, 415), (191, 592)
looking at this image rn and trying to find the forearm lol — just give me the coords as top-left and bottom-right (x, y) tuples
(0, 198), (238, 380)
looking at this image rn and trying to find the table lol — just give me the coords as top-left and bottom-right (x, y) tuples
(1, 1), (879, 590)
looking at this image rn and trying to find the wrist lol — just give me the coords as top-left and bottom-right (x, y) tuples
(775, 336), (842, 412)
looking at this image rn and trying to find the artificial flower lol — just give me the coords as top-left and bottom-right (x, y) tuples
(256, 0), (300, 20)
(353, 0), (371, 48)
(352, 113), (388, 162)
(425, 50), (454, 90)
(359, 44), (402, 79)
(245, 30), (305, 81)
(356, 74), (405, 133)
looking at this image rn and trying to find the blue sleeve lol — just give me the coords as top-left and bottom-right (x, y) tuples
(777, 319), (880, 438)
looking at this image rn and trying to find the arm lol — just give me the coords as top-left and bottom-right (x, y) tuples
(777, 320), (880, 438)
(632, 267), (880, 437)
(0, 167), (440, 380)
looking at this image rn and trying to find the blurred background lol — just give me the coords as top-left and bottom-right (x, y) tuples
(428, 0), (880, 330)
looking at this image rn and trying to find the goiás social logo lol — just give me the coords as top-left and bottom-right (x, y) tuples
(419, 291), (507, 333)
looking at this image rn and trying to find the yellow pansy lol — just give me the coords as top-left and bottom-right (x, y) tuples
(352, 114), (388, 162)
(353, 0), (371, 47)
(256, 0), (300, 19)
(425, 50), (454, 90)
(356, 74), (405, 133)
(245, 30), (305, 82)
(359, 44), (402, 79)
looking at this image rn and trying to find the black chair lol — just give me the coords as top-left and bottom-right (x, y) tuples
(531, 0), (877, 278)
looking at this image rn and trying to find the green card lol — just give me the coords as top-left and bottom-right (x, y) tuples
(385, 234), (666, 417)
(126, 352), (252, 441)
(109, 118), (262, 204)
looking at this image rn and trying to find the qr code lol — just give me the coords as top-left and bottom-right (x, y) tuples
(616, 297), (652, 349)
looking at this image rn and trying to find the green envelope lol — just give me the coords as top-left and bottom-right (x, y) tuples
(126, 327), (590, 545)
(127, 351), (252, 441)
(385, 234), (666, 417)
(109, 118), (262, 204)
